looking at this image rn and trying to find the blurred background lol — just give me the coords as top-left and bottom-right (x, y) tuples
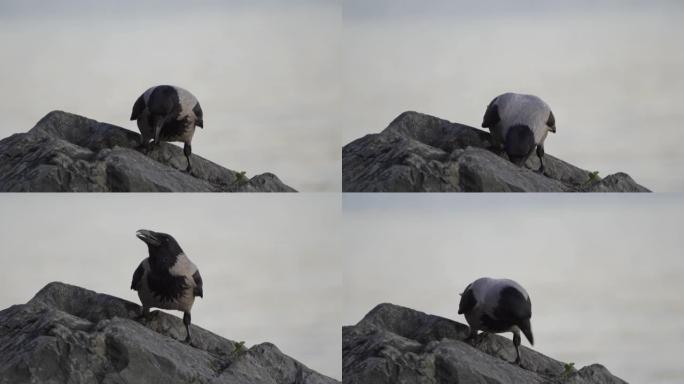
(343, 0), (684, 191)
(0, 194), (341, 380)
(342, 194), (684, 384)
(0, 0), (340, 192)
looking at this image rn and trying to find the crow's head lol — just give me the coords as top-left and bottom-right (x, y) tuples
(136, 229), (183, 262)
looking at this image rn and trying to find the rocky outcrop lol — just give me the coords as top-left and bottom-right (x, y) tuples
(0, 282), (337, 384)
(0, 111), (296, 192)
(342, 112), (649, 192)
(343, 303), (628, 384)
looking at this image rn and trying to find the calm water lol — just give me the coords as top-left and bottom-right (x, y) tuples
(343, 1), (684, 191)
(342, 194), (684, 384)
(0, 194), (342, 380)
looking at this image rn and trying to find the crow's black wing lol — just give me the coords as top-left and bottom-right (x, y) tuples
(482, 98), (501, 128)
(458, 284), (476, 314)
(131, 262), (145, 291)
(130, 94), (146, 120)
(193, 270), (204, 298)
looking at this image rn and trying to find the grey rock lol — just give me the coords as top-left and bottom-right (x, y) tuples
(343, 303), (628, 384)
(582, 173), (648, 192)
(0, 111), (296, 192)
(0, 282), (337, 384)
(342, 111), (649, 192)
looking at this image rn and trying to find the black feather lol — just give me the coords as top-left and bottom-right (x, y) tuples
(480, 286), (532, 332)
(193, 103), (204, 128)
(458, 284), (476, 314)
(158, 115), (191, 140)
(146, 233), (183, 271)
(546, 110), (556, 129)
(504, 125), (535, 165)
(137, 231), (198, 303)
(480, 313), (514, 332)
(193, 270), (204, 298)
(147, 85), (181, 117)
(147, 273), (188, 303)
(130, 95), (146, 120)
(131, 262), (144, 290)
(482, 100), (501, 128)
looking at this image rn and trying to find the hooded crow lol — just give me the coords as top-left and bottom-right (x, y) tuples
(458, 277), (533, 365)
(130, 85), (204, 172)
(131, 229), (203, 343)
(482, 93), (556, 173)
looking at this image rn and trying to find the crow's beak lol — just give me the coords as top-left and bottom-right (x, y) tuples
(136, 229), (160, 246)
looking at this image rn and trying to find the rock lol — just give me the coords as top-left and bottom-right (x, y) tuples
(0, 111), (296, 192)
(343, 303), (628, 384)
(0, 282), (337, 384)
(342, 111), (650, 192)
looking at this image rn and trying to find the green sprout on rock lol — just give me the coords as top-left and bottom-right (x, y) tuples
(232, 341), (247, 357)
(582, 171), (600, 186)
(588, 171), (600, 182)
(233, 171), (248, 186)
(562, 362), (576, 377)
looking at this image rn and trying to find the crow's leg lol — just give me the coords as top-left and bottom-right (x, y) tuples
(536, 145), (546, 174)
(513, 331), (522, 365)
(136, 306), (150, 322)
(183, 312), (192, 343)
(153, 119), (164, 146)
(183, 143), (193, 173)
(136, 129), (153, 153)
(464, 327), (479, 346)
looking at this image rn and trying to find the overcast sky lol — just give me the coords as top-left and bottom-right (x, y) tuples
(0, 194), (341, 379)
(342, 0), (684, 191)
(342, 194), (684, 384)
(0, 0), (340, 192)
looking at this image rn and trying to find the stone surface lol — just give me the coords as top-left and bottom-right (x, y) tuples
(343, 303), (628, 384)
(0, 111), (296, 192)
(342, 111), (650, 192)
(0, 282), (337, 384)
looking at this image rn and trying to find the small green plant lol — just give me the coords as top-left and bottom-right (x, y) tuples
(562, 362), (575, 377)
(232, 341), (247, 357)
(232, 171), (248, 186)
(582, 170), (600, 186)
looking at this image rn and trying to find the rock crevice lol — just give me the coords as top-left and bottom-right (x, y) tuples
(0, 111), (296, 192)
(0, 282), (337, 384)
(343, 303), (628, 384)
(342, 111), (649, 192)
